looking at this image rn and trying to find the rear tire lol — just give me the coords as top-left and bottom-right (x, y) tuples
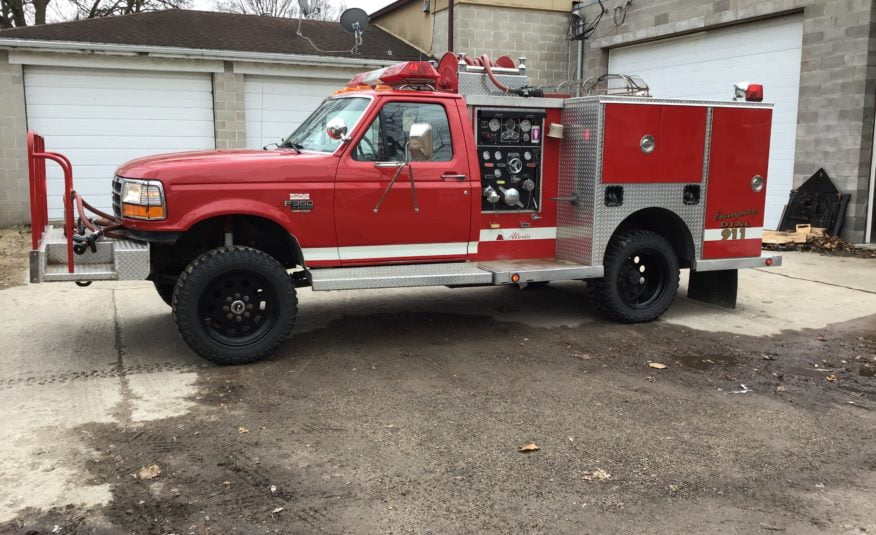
(588, 230), (679, 323)
(172, 246), (297, 365)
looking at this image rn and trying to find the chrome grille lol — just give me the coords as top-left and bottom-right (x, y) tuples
(112, 176), (122, 218)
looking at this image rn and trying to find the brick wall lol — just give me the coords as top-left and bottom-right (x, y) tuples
(0, 51), (29, 226)
(580, 0), (875, 242)
(433, 4), (574, 88)
(213, 63), (246, 150)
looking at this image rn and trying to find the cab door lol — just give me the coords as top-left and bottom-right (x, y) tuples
(334, 98), (472, 265)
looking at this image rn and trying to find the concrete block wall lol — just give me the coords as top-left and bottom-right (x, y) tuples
(0, 50), (29, 226)
(213, 63), (247, 150)
(581, 0), (875, 243)
(433, 5), (574, 88)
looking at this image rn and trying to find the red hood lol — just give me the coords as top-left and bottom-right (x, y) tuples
(116, 149), (337, 184)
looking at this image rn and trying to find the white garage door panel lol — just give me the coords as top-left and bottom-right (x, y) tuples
(25, 66), (215, 218)
(245, 75), (343, 149)
(609, 15), (803, 229)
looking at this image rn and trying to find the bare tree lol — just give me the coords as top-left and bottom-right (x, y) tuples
(67, 0), (191, 20)
(1, 0), (188, 28)
(219, 0), (347, 21)
(1, 0), (49, 28)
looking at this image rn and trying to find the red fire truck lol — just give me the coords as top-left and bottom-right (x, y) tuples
(27, 54), (780, 364)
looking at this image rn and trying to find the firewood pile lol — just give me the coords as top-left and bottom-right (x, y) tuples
(763, 225), (876, 258)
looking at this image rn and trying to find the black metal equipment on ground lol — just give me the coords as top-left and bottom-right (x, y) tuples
(778, 168), (850, 236)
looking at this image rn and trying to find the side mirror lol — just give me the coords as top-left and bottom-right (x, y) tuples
(326, 117), (348, 140)
(407, 123), (433, 162)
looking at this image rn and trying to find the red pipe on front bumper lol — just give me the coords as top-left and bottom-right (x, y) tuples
(27, 131), (76, 273)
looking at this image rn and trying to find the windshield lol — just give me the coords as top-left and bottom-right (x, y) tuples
(283, 97), (370, 153)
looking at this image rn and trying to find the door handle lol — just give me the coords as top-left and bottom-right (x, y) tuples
(441, 172), (467, 181)
(551, 193), (580, 206)
(374, 161), (404, 169)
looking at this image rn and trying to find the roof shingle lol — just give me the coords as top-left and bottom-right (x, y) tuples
(0, 9), (425, 61)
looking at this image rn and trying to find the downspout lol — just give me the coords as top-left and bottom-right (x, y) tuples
(448, 0), (454, 53)
(866, 98), (876, 243)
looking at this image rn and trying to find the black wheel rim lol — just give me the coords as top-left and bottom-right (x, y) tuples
(616, 248), (669, 310)
(198, 270), (278, 347)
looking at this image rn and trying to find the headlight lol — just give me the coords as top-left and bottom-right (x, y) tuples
(120, 179), (166, 220)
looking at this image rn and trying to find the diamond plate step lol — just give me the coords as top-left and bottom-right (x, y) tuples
(310, 262), (493, 291)
(43, 263), (116, 282)
(477, 259), (603, 284)
(33, 225), (150, 283)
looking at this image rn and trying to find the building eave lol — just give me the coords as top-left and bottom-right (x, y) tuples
(0, 37), (404, 68)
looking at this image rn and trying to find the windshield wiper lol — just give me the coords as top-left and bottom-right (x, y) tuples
(279, 140), (303, 154)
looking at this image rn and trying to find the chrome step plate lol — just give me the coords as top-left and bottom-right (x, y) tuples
(310, 262), (493, 291)
(43, 263), (116, 282)
(477, 259), (603, 284)
(33, 225), (149, 283)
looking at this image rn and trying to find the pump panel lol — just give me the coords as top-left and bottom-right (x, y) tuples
(475, 109), (545, 212)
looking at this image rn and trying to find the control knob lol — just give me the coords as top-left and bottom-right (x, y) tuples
(483, 186), (500, 204)
(508, 157), (524, 174)
(499, 186), (524, 208)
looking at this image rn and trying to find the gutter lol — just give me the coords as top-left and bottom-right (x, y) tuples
(0, 38), (403, 68)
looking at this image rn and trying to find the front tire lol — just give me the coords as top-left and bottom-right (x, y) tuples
(172, 246), (297, 365)
(588, 230), (679, 323)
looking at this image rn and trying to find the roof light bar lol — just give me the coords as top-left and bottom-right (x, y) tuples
(348, 61), (439, 89)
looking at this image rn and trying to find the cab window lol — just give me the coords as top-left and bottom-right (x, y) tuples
(353, 102), (453, 162)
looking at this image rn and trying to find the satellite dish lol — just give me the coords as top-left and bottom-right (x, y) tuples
(340, 7), (369, 34)
(297, 0), (310, 17)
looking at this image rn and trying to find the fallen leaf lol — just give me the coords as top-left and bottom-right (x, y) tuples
(517, 443), (540, 453)
(648, 362), (668, 369)
(762, 355), (775, 361)
(137, 464), (161, 480)
(238, 426), (250, 434)
(582, 468), (611, 481)
(825, 374), (838, 383)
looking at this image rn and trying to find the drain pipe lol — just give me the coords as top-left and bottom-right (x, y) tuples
(448, 0), (454, 53)
(867, 100), (876, 243)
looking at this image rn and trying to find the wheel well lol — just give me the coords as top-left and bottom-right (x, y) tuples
(149, 215), (303, 282)
(611, 208), (695, 268)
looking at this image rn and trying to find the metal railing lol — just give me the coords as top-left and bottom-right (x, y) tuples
(27, 130), (75, 273)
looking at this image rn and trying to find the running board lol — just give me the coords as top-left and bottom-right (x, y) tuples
(309, 262), (493, 291)
(308, 260), (602, 291)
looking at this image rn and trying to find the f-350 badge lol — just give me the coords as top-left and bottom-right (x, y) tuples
(285, 193), (313, 213)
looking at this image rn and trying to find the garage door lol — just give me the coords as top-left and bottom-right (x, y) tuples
(24, 66), (215, 218)
(608, 15), (803, 229)
(245, 75), (344, 149)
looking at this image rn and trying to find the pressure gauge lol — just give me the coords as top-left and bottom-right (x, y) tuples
(523, 151), (532, 161)
(488, 118), (501, 132)
(494, 151), (503, 160)
(504, 118), (516, 131)
(494, 168), (503, 178)
(482, 150), (491, 160)
(520, 119), (532, 132)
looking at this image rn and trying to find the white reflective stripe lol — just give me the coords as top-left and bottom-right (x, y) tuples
(703, 227), (764, 241)
(301, 247), (340, 262)
(479, 227), (557, 241)
(468, 241), (479, 254)
(338, 242), (469, 260)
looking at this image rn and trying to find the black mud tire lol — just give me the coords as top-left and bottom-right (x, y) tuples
(588, 230), (679, 323)
(172, 246), (297, 365)
(153, 280), (175, 306)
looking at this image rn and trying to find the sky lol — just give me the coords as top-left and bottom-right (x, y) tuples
(189, 0), (396, 15)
